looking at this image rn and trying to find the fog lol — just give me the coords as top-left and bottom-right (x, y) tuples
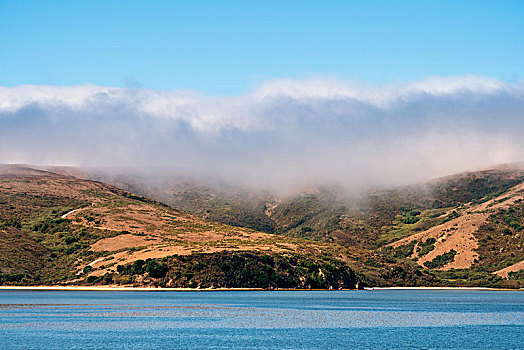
(1, 75), (523, 192)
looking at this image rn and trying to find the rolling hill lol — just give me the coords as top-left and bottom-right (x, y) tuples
(0, 165), (413, 289)
(1, 164), (523, 288)
(77, 164), (524, 288)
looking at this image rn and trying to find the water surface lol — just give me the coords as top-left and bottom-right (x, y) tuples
(0, 290), (523, 349)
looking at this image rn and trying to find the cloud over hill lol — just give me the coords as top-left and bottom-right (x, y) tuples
(1, 76), (523, 190)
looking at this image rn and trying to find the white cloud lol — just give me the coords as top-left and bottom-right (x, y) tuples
(0, 76), (523, 191)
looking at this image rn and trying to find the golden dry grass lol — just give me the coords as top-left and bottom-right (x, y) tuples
(493, 260), (524, 278)
(389, 180), (524, 270)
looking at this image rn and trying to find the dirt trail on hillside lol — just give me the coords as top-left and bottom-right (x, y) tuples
(61, 206), (92, 219)
(389, 181), (524, 270)
(493, 260), (524, 278)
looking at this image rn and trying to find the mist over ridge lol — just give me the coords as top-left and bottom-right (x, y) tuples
(1, 75), (523, 192)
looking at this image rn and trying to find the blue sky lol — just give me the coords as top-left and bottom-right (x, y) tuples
(1, 0), (523, 94)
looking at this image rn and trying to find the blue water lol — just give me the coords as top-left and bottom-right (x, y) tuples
(0, 290), (523, 349)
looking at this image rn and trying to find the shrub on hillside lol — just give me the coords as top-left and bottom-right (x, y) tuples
(424, 250), (457, 269)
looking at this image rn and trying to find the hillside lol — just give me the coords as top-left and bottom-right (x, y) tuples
(388, 180), (524, 280)
(1, 165), (434, 289)
(97, 167), (522, 247)
(77, 165), (524, 288)
(1, 165), (523, 289)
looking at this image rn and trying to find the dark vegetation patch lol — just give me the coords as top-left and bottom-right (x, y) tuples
(507, 270), (524, 280)
(431, 269), (510, 288)
(270, 193), (377, 247)
(371, 262), (439, 287)
(423, 250), (457, 269)
(473, 203), (524, 272)
(417, 238), (436, 257)
(117, 258), (169, 278)
(381, 242), (415, 259)
(112, 252), (358, 290)
(165, 187), (277, 234)
(428, 170), (524, 208)
(439, 210), (460, 224)
(0, 272), (25, 284)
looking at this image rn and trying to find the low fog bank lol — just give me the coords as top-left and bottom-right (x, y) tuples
(1, 75), (523, 193)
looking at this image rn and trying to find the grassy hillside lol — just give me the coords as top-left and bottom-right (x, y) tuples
(383, 169), (524, 288)
(124, 168), (523, 247)
(0, 165), (394, 288)
(2, 164), (523, 288)
(94, 165), (524, 288)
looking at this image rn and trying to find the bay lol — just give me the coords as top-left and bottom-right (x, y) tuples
(0, 290), (523, 349)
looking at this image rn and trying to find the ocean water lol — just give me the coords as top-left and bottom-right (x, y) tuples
(0, 290), (523, 349)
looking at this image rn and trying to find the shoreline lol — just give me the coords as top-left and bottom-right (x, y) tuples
(365, 286), (523, 291)
(0, 286), (522, 292)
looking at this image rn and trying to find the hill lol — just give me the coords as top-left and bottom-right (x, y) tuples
(1, 165), (433, 289)
(1, 164), (523, 289)
(77, 165), (524, 288)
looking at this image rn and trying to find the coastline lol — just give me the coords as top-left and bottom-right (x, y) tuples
(0, 286), (267, 292)
(365, 286), (523, 291)
(0, 286), (522, 292)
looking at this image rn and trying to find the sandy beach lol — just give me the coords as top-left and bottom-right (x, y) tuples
(0, 285), (522, 292)
(0, 286), (266, 292)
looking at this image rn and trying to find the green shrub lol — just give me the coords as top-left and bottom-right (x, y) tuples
(65, 243), (82, 254)
(418, 238), (436, 257)
(403, 215), (419, 224)
(103, 273), (114, 284)
(300, 226), (313, 234)
(507, 270), (524, 280)
(0, 273), (24, 283)
(424, 250), (457, 269)
(145, 259), (168, 278)
(383, 241), (416, 259)
(64, 236), (78, 244)
(86, 275), (99, 284)
(125, 193), (147, 202)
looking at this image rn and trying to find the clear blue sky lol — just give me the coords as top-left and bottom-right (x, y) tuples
(1, 0), (523, 94)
